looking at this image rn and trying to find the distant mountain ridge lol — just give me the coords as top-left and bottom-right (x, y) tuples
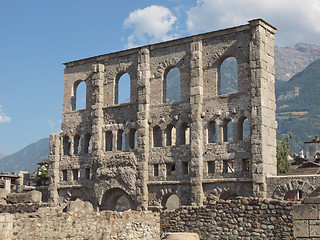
(275, 43), (320, 81)
(0, 138), (49, 173)
(0, 152), (5, 161)
(276, 58), (320, 152)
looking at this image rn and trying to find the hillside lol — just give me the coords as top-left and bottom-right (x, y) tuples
(275, 43), (320, 81)
(276, 58), (320, 152)
(0, 138), (49, 173)
(0, 152), (5, 160)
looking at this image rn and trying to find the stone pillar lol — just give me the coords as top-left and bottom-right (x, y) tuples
(249, 19), (277, 198)
(48, 133), (61, 203)
(136, 47), (151, 210)
(4, 178), (11, 193)
(91, 64), (105, 156)
(16, 171), (25, 193)
(189, 40), (204, 206)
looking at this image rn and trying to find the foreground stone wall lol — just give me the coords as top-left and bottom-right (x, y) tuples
(0, 206), (160, 240)
(161, 197), (295, 239)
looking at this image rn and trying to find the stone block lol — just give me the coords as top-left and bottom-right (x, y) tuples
(6, 190), (42, 204)
(0, 189), (8, 199)
(293, 220), (309, 238)
(310, 220), (320, 237)
(162, 232), (200, 240)
(293, 204), (318, 220)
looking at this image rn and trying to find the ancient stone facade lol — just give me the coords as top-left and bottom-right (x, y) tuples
(48, 19), (277, 210)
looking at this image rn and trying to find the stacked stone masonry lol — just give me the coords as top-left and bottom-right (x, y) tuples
(0, 205), (160, 240)
(161, 197), (295, 240)
(48, 19), (277, 210)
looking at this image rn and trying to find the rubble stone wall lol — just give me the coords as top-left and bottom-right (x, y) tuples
(0, 206), (160, 240)
(160, 197), (295, 240)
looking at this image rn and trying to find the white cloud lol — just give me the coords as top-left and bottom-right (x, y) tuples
(0, 105), (12, 123)
(48, 119), (62, 132)
(186, 0), (320, 46)
(124, 5), (179, 48)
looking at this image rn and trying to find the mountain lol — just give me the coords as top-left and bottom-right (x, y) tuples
(276, 58), (320, 152)
(0, 138), (50, 173)
(275, 43), (320, 81)
(0, 152), (5, 160)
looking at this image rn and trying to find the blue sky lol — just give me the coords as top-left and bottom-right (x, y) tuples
(1, 0), (320, 155)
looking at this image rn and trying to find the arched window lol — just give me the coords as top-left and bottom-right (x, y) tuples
(84, 133), (92, 154)
(100, 188), (136, 211)
(166, 124), (176, 146)
(165, 67), (180, 103)
(220, 57), (238, 95)
(116, 73), (130, 104)
(63, 136), (71, 156)
(284, 190), (304, 201)
(117, 130), (125, 150)
(129, 128), (138, 150)
(178, 122), (190, 145)
(208, 121), (217, 143)
(74, 80), (87, 110)
(105, 131), (113, 151)
(74, 135), (81, 155)
(238, 117), (249, 142)
(153, 126), (162, 147)
(223, 119), (233, 142)
(163, 194), (180, 210)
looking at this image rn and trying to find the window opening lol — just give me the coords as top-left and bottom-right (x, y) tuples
(223, 160), (234, 173)
(74, 81), (87, 110)
(63, 136), (71, 156)
(223, 119), (232, 142)
(85, 168), (90, 180)
(165, 67), (180, 103)
(105, 131), (113, 151)
(84, 133), (92, 154)
(116, 73), (130, 104)
(182, 162), (189, 175)
(207, 161), (215, 175)
(220, 57), (238, 95)
(153, 126), (162, 147)
(208, 121), (217, 143)
(117, 130), (125, 150)
(179, 122), (190, 145)
(129, 128), (137, 150)
(154, 164), (159, 177)
(166, 124), (176, 146)
(242, 159), (249, 172)
(166, 163), (176, 176)
(72, 169), (79, 181)
(62, 170), (67, 181)
(74, 135), (81, 155)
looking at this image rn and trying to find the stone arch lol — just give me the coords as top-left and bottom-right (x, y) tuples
(154, 58), (181, 79)
(100, 188), (136, 211)
(271, 179), (315, 200)
(207, 185), (239, 200)
(162, 193), (180, 210)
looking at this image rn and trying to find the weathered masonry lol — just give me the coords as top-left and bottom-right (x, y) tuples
(48, 19), (277, 210)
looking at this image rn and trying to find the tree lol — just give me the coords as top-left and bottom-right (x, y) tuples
(276, 134), (292, 175)
(33, 162), (49, 186)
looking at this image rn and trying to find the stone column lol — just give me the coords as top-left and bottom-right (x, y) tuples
(48, 133), (61, 203)
(189, 40), (204, 206)
(249, 19), (277, 198)
(136, 47), (151, 210)
(91, 64), (105, 156)
(4, 178), (11, 193)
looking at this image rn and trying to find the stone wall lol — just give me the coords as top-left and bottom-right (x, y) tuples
(267, 175), (320, 200)
(293, 197), (320, 239)
(161, 197), (295, 239)
(0, 206), (160, 240)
